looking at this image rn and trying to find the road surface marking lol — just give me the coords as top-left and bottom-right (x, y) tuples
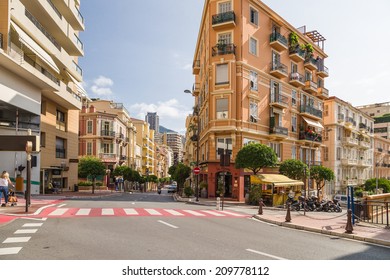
(75, 208), (91, 216)
(201, 210), (225, 216)
(48, 208), (69, 216)
(145, 209), (162, 215)
(57, 204), (67, 208)
(21, 217), (47, 221)
(3, 237), (31, 243)
(22, 223), (43, 227)
(164, 209), (184, 216)
(158, 220), (178, 229)
(217, 210), (246, 217)
(124, 208), (139, 215)
(246, 249), (287, 260)
(0, 247), (23, 255)
(14, 229), (38, 234)
(182, 210), (205, 216)
(102, 208), (114, 215)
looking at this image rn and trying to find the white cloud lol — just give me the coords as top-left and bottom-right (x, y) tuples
(90, 75), (114, 96)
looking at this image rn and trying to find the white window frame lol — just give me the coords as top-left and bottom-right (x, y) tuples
(87, 142), (92, 155)
(216, 98), (228, 119)
(216, 63), (229, 85)
(249, 100), (258, 123)
(250, 7), (259, 26)
(218, 1), (231, 13)
(249, 37), (257, 56)
(250, 70), (258, 91)
(87, 120), (93, 134)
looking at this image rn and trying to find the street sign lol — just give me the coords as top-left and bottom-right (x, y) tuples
(193, 167), (200, 175)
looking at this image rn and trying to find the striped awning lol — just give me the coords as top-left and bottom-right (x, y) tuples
(251, 174), (304, 187)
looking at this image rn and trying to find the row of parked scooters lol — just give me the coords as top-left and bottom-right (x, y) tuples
(286, 195), (342, 212)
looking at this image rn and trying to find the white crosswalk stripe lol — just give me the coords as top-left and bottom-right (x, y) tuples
(0, 247), (23, 255)
(182, 210), (205, 216)
(201, 210), (226, 216)
(163, 209), (184, 216)
(145, 209), (162, 215)
(124, 208), (139, 215)
(217, 210), (246, 217)
(22, 223), (43, 227)
(14, 229), (38, 234)
(102, 208), (114, 215)
(48, 208), (69, 216)
(76, 208), (91, 216)
(3, 237), (31, 243)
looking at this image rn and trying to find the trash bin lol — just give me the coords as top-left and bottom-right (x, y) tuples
(74, 184), (78, 192)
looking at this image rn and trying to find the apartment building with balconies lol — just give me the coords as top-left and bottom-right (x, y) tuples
(357, 102), (390, 140)
(79, 100), (136, 173)
(0, 0), (85, 193)
(162, 132), (183, 165)
(374, 135), (390, 181)
(323, 97), (374, 195)
(187, 0), (329, 201)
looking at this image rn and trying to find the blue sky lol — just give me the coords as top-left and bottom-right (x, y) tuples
(79, 0), (390, 134)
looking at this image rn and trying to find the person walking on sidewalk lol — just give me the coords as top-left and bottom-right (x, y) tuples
(0, 171), (15, 207)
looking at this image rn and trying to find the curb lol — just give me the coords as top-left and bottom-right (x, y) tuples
(253, 215), (390, 247)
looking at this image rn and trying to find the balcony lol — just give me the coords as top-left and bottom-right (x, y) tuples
(300, 105), (322, 120)
(317, 65), (329, 78)
(303, 80), (318, 94)
(270, 62), (288, 79)
(342, 137), (359, 146)
(99, 153), (117, 162)
(345, 117), (356, 128)
(269, 117), (288, 139)
(341, 159), (357, 166)
(192, 60), (200, 74)
(337, 113), (345, 123)
(342, 179), (357, 186)
(289, 72), (305, 88)
(212, 11), (236, 29)
(359, 122), (367, 132)
(270, 93), (289, 109)
(304, 56), (318, 71)
(359, 141), (371, 149)
(101, 130), (115, 138)
(358, 159), (371, 167)
(315, 86), (329, 99)
(212, 43), (236, 56)
(269, 32), (288, 52)
(299, 131), (322, 143)
(304, 160), (322, 167)
(289, 47), (305, 62)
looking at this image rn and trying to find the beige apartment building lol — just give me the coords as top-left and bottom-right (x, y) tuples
(79, 100), (137, 175)
(0, 0), (85, 193)
(374, 135), (390, 181)
(322, 97), (374, 195)
(357, 102), (390, 139)
(186, 0), (329, 201)
(162, 132), (183, 165)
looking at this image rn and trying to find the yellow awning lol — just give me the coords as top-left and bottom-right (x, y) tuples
(11, 22), (60, 73)
(302, 116), (324, 129)
(251, 174), (304, 187)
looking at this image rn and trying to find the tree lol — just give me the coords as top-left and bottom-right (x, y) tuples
(78, 156), (106, 194)
(279, 159), (308, 180)
(235, 143), (278, 175)
(364, 178), (390, 193)
(309, 166), (335, 197)
(169, 163), (190, 194)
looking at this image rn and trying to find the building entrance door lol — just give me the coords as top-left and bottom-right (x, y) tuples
(216, 171), (232, 198)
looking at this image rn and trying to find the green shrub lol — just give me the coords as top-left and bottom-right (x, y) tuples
(96, 182), (103, 186)
(78, 181), (93, 186)
(183, 186), (194, 197)
(248, 184), (262, 205)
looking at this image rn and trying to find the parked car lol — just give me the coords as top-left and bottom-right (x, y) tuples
(167, 185), (177, 193)
(333, 194), (348, 207)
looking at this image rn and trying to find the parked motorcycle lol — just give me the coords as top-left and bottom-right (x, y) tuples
(286, 197), (300, 211)
(157, 188), (161, 195)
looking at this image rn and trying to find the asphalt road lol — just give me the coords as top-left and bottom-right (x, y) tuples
(1, 191), (389, 260)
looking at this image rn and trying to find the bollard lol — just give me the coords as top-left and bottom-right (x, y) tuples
(285, 202), (291, 222)
(258, 199), (263, 215)
(345, 209), (354, 234)
(216, 197), (221, 210)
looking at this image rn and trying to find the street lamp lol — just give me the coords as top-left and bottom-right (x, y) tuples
(185, 89), (200, 202)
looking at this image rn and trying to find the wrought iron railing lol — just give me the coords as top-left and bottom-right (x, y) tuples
(212, 43), (236, 56)
(101, 130), (115, 137)
(212, 11), (235, 25)
(270, 93), (288, 106)
(300, 105), (323, 118)
(270, 62), (288, 75)
(354, 200), (389, 227)
(290, 72), (304, 83)
(269, 32), (288, 47)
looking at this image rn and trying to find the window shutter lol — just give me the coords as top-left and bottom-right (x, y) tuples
(216, 64), (228, 84)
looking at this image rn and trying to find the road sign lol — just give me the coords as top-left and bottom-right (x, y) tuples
(193, 167), (200, 175)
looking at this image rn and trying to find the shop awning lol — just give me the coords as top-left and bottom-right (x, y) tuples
(302, 116), (324, 129)
(251, 174), (304, 187)
(11, 22), (60, 73)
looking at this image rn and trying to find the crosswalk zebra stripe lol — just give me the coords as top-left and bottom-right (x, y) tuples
(217, 210), (245, 217)
(14, 229), (38, 234)
(182, 210), (205, 216)
(3, 237), (31, 243)
(145, 209), (162, 215)
(0, 247), (23, 255)
(201, 210), (225, 216)
(163, 209), (184, 216)
(48, 208), (69, 216)
(102, 208), (114, 215)
(76, 208), (91, 216)
(124, 208), (139, 215)
(22, 223), (43, 227)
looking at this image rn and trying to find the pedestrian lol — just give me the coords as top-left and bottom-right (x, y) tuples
(0, 171), (15, 207)
(48, 181), (59, 194)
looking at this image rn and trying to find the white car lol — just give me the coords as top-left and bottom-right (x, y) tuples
(167, 185), (177, 193)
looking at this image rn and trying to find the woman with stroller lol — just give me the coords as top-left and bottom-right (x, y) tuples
(0, 171), (15, 207)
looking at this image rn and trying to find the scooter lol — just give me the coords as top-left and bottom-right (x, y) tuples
(157, 188), (161, 195)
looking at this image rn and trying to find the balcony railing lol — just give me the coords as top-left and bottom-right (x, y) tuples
(345, 117), (356, 126)
(299, 131), (322, 142)
(212, 43), (236, 56)
(269, 32), (288, 50)
(304, 56), (318, 70)
(289, 47), (305, 61)
(99, 153), (117, 161)
(75, 6), (84, 24)
(290, 72), (305, 85)
(270, 62), (288, 77)
(338, 113), (345, 122)
(317, 65), (329, 77)
(270, 93), (289, 107)
(304, 160), (322, 166)
(359, 123), (367, 130)
(300, 105), (323, 118)
(270, 125), (288, 136)
(73, 61), (83, 76)
(101, 130), (115, 137)
(212, 11), (235, 25)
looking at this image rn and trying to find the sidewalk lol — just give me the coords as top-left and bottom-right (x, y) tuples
(176, 195), (390, 247)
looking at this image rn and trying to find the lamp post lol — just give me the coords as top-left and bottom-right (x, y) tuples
(185, 89), (199, 202)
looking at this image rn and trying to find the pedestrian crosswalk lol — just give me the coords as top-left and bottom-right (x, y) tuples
(35, 207), (250, 219)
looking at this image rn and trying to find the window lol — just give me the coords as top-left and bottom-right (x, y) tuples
(216, 63), (229, 85)
(216, 98), (228, 119)
(218, 32), (231, 45)
(41, 101), (46, 115)
(250, 71), (258, 91)
(269, 142), (281, 159)
(324, 147), (329, 161)
(87, 142), (92, 155)
(216, 138), (232, 159)
(318, 78), (324, 88)
(291, 62), (298, 74)
(291, 145), (296, 159)
(250, 101), (258, 123)
(291, 114), (297, 132)
(219, 1), (231, 13)
(250, 7), (258, 25)
(249, 37), (257, 56)
(336, 147), (341, 160)
(56, 137), (66, 158)
(305, 70), (312, 82)
(87, 120), (93, 134)
(102, 143), (113, 154)
(40, 132), (46, 147)
(291, 90), (297, 106)
(56, 110), (66, 131)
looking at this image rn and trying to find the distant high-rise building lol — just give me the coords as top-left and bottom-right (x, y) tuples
(145, 112), (159, 132)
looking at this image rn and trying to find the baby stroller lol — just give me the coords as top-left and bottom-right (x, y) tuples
(8, 189), (17, 206)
